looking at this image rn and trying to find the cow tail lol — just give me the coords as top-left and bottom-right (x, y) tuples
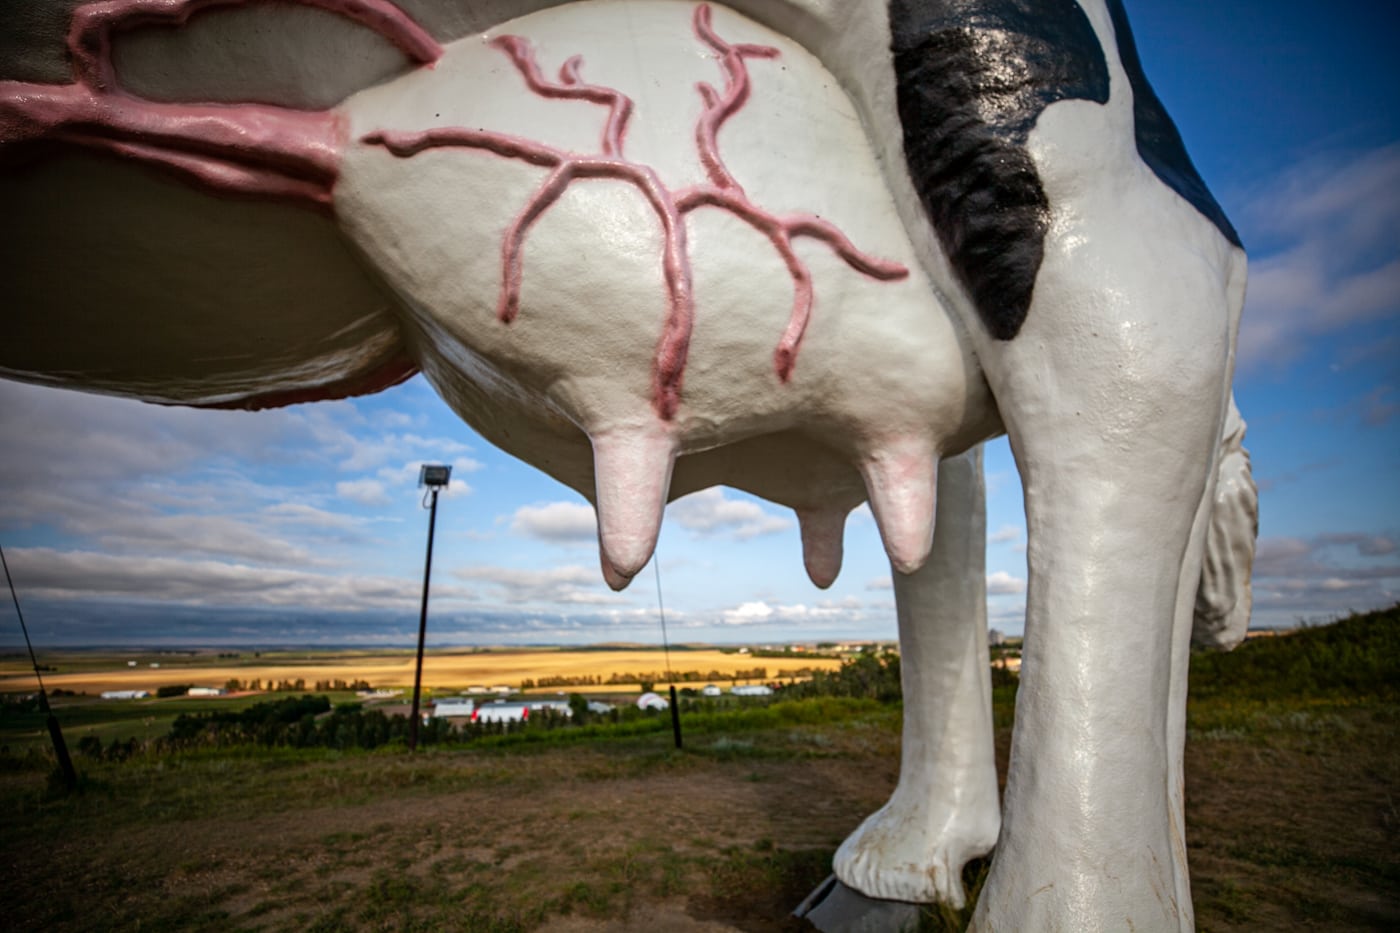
(1192, 397), (1259, 649)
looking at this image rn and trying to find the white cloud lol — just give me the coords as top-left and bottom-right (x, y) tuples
(717, 598), (874, 627)
(338, 430), (479, 473)
(1235, 145), (1400, 370)
(1353, 384), (1398, 427)
(510, 501), (597, 543)
(3, 546), (473, 611)
(984, 471), (1015, 497)
(989, 524), (1021, 545)
(668, 488), (792, 540)
(453, 563), (623, 606)
(987, 571), (1026, 596)
(0, 379), (478, 590)
(81, 513), (322, 566)
(372, 410), (419, 430)
(1249, 533), (1400, 626)
(261, 502), (363, 530)
(722, 601), (775, 624)
(866, 576), (892, 591)
(1313, 532), (1396, 557)
(988, 601), (1027, 632)
(0, 381), (306, 512)
(336, 478), (389, 506)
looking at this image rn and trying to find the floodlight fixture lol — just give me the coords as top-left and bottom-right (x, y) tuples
(419, 464), (451, 488)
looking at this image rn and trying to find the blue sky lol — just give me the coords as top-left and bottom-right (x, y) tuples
(2, 0), (1397, 647)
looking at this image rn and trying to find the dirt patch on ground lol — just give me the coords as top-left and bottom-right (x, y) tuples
(2, 699), (1396, 931)
(2, 727), (896, 932)
(1184, 708), (1400, 931)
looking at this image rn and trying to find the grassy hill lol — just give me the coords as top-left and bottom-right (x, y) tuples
(0, 606), (1395, 931)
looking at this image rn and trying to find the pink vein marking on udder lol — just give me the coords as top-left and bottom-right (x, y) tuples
(676, 187), (908, 380)
(691, 3), (778, 194)
(363, 2), (907, 418)
(1, 0), (445, 213)
(490, 36), (632, 157)
(363, 126), (696, 421)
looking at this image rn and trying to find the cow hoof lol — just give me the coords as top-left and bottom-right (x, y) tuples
(832, 790), (998, 907)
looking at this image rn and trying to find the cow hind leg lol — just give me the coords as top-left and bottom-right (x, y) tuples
(968, 228), (1238, 931)
(833, 446), (1001, 907)
(973, 408), (1224, 931)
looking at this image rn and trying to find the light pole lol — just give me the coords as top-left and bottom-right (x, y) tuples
(408, 464), (451, 752)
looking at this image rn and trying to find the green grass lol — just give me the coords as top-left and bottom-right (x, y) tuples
(1, 606), (1396, 932)
(0, 691), (368, 753)
(1189, 604), (1399, 703)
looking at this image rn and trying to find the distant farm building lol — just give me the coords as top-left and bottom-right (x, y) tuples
(525, 699), (572, 716)
(636, 692), (669, 710)
(187, 687), (224, 697)
(473, 701), (531, 724)
(730, 685), (773, 697)
(101, 690), (149, 700)
(702, 685), (722, 697)
(432, 699), (476, 718)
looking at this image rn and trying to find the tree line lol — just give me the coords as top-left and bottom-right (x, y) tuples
(217, 677), (374, 693)
(519, 667), (778, 690)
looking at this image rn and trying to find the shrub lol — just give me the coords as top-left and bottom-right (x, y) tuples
(784, 650), (904, 702)
(1190, 603), (1399, 703)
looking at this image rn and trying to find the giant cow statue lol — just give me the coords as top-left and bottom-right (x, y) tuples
(0, 1), (1258, 929)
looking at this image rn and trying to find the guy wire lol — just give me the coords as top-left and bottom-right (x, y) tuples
(653, 551), (672, 683)
(1, 544), (50, 706)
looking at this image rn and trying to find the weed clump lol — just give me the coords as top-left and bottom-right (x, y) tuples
(1191, 603), (1399, 703)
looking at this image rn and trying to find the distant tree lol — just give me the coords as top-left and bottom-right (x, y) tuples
(567, 693), (590, 724)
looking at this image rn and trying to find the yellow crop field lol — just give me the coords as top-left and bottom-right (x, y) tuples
(0, 648), (843, 696)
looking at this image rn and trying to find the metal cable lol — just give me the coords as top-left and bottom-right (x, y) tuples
(652, 551), (672, 682)
(1, 544), (50, 706)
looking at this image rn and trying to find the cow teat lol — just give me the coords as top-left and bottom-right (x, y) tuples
(590, 424), (677, 589)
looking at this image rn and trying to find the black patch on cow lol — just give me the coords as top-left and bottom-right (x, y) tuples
(889, 0), (1110, 340)
(1104, 0), (1242, 248)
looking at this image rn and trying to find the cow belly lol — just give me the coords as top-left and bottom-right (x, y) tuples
(0, 153), (408, 408)
(334, 1), (994, 507)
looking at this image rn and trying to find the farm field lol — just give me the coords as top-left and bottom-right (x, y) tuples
(1, 608), (1396, 932)
(0, 646), (841, 697)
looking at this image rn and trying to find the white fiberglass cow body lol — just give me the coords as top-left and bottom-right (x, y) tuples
(0, 1), (1257, 929)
